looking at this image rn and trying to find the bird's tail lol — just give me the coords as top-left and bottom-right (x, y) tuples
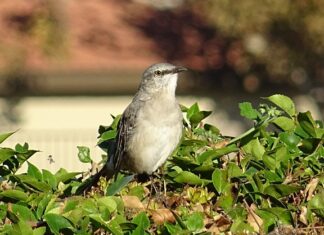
(75, 162), (115, 195)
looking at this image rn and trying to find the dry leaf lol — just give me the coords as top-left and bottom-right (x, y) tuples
(299, 206), (308, 225)
(214, 215), (231, 232)
(122, 196), (144, 209)
(192, 204), (204, 213)
(207, 223), (222, 234)
(212, 139), (230, 149)
(304, 178), (319, 201)
(150, 208), (175, 225)
(246, 204), (263, 233)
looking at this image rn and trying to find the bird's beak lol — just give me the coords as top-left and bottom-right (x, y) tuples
(173, 66), (187, 74)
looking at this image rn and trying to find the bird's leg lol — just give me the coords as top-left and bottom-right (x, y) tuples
(157, 166), (167, 197)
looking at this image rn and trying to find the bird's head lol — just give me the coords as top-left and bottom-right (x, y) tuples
(140, 63), (187, 95)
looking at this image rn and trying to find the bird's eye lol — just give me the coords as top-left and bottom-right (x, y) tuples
(154, 70), (162, 76)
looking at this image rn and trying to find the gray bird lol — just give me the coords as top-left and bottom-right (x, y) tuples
(79, 63), (186, 192)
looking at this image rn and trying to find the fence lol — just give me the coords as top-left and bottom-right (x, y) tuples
(2, 128), (104, 173)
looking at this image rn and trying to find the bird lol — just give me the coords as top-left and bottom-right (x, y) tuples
(79, 63), (187, 193)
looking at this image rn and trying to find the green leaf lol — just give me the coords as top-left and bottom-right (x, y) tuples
(251, 138), (265, 160)
(63, 197), (80, 213)
(227, 162), (243, 178)
(44, 213), (74, 235)
(0, 204), (6, 221)
(185, 212), (204, 232)
(190, 111), (212, 126)
(98, 130), (117, 145)
(107, 220), (124, 235)
(63, 208), (83, 227)
(186, 103), (200, 121)
(97, 196), (117, 213)
(16, 150), (38, 166)
(174, 171), (211, 185)
(242, 138), (265, 160)
(128, 185), (145, 200)
(55, 168), (81, 183)
(230, 218), (255, 234)
(239, 102), (259, 120)
(15, 143), (29, 153)
(197, 144), (238, 163)
(32, 227), (46, 235)
(0, 148), (15, 164)
(264, 184), (302, 198)
(267, 94), (296, 117)
(279, 132), (301, 148)
(263, 207), (293, 225)
(106, 174), (134, 196)
(204, 123), (220, 134)
(132, 212), (150, 229)
(12, 204), (37, 222)
(14, 175), (52, 192)
(77, 146), (92, 163)
(299, 138), (322, 154)
(27, 162), (43, 181)
(0, 190), (28, 201)
(16, 220), (33, 235)
(272, 116), (295, 131)
(42, 169), (57, 190)
(110, 114), (122, 129)
(212, 169), (228, 194)
(309, 192), (324, 218)
(36, 193), (53, 219)
(88, 214), (109, 229)
(164, 222), (184, 234)
(180, 104), (189, 112)
(256, 209), (277, 233)
(0, 131), (16, 144)
(217, 184), (234, 211)
(264, 171), (282, 183)
(297, 112), (317, 137)
(80, 198), (98, 214)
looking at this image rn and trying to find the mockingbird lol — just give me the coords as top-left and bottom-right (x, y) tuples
(82, 63), (186, 191)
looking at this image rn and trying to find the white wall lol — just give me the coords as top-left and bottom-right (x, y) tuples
(0, 96), (244, 173)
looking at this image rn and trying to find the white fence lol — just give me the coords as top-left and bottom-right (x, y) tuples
(2, 128), (104, 173)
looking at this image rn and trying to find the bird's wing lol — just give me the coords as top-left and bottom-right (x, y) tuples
(113, 102), (138, 173)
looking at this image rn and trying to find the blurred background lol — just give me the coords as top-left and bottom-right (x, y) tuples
(0, 0), (323, 172)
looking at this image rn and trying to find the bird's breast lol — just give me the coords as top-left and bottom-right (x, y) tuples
(125, 97), (183, 174)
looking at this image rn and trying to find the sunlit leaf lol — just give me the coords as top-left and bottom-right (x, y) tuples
(263, 207), (293, 225)
(0, 148), (15, 164)
(272, 116), (295, 131)
(239, 102), (259, 120)
(185, 212), (204, 232)
(55, 168), (81, 183)
(42, 169), (57, 190)
(106, 174), (134, 196)
(212, 169), (228, 194)
(309, 192), (324, 218)
(174, 171), (211, 185)
(97, 196), (117, 213)
(132, 212), (150, 229)
(77, 146), (91, 163)
(266, 94), (296, 117)
(0, 189), (28, 201)
(264, 184), (302, 198)
(12, 204), (37, 222)
(27, 162), (43, 181)
(0, 131), (16, 144)
(44, 213), (74, 235)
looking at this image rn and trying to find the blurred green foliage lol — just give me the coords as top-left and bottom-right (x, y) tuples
(196, 0), (324, 89)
